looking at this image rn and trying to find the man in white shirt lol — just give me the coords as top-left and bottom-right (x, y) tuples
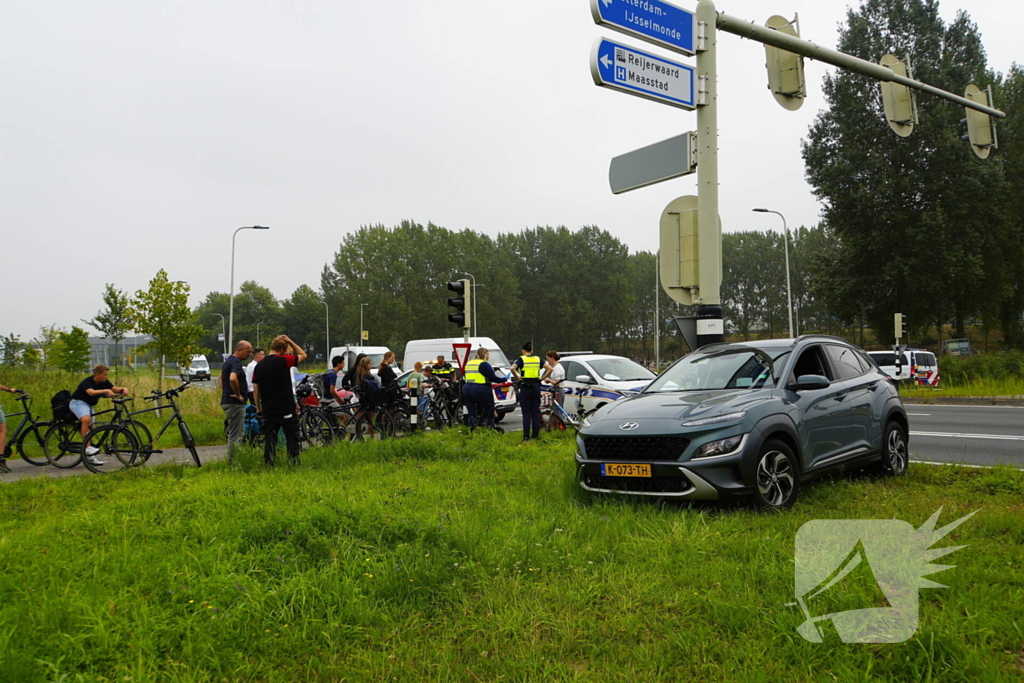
(244, 348), (264, 403)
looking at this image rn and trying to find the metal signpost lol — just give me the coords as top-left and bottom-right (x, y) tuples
(590, 38), (696, 110)
(590, 0), (696, 56)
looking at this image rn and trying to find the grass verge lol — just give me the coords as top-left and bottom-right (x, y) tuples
(1, 432), (1022, 681)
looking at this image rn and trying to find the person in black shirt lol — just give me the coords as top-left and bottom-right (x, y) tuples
(377, 351), (398, 386)
(341, 353), (366, 390)
(252, 336), (302, 465)
(69, 365), (130, 465)
(221, 340), (253, 462)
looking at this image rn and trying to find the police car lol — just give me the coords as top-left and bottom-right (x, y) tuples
(556, 353), (657, 414)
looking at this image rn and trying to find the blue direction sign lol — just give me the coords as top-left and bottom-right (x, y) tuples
(590, 0), (696, 56)
(590, 38), (696, 110)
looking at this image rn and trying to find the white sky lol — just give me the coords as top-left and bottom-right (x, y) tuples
(2, 1), (1017, 341)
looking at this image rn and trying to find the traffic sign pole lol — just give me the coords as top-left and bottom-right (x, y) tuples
(695, 0), (724, 346)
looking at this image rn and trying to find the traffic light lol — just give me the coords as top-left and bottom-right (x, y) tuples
(962, 84), (998, 159)
(879, 54), (917, 138)
(447, 279), (472, 330)
(763, 15), (806, 111)
(894, 313), (907, 340)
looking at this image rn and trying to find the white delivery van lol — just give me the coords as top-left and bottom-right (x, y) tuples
(181, 354), (211, 381)
(866, 348), (940, 385)
(327, 345), (398, 378)
(402, 337), (517, 421)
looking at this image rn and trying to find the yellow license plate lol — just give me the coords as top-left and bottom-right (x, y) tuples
(601, 463), (652, 477)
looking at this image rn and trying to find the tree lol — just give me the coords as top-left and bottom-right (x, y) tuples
(802, 0), (1003, 344)
(83, 283), (134, 368)
(50, 326), (92, 373)
(281, 285), (325, 358)
(133, 270), (206, 392)
(1, 334), (25, 366)
(33, 325), (64, 370)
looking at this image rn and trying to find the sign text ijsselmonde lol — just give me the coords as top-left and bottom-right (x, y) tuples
(590, 0), (696, 56)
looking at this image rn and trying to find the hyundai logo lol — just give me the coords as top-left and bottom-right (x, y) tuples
(619, 422), (639, 431)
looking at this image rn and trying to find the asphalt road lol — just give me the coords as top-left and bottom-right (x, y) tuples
(906, 404), (1024, 468)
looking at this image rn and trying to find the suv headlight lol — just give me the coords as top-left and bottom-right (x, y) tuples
(682, 411), (746, 427)
(582, 416), (592, 428)
(693, 434), (747, 459)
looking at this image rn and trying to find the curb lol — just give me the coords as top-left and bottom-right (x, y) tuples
(902, 396), (1024, 407)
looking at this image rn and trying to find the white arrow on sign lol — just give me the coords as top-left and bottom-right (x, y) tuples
(600, 53), (613, 69)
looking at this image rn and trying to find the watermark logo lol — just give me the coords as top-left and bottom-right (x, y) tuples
(789, 507), (977, 643)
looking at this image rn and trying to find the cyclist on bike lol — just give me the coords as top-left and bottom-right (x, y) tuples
(70, 365), (130, 466)
(0, 381), (20, 473)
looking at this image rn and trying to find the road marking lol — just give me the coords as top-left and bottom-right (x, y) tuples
(911, 430), (1024, 441)
(911, 460), (998, 470)
(904, 403), (1024, 409)
(907, 413), (931, 416)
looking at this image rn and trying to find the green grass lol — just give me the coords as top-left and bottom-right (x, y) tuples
(1, 432), (1022, 681)
(900, 378), (1024, 400)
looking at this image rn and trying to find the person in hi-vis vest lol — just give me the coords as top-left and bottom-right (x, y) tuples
(511, 341), (543, 441)
(461, 347), (504, 430)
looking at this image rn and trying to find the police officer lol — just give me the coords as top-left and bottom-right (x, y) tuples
(462, 347), (503, 431)
(511, 341), (542, 441)
(433, 354), (455, 382)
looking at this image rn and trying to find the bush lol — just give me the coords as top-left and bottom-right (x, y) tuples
(939, 351), (1024, 386)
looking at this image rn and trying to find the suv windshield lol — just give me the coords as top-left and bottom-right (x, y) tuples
(588, 358), (655, 383)
(645, 346), (790, 392)
(487, 348), (511, 367)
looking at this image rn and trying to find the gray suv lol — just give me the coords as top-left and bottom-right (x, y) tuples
(575, 335), (908, 509)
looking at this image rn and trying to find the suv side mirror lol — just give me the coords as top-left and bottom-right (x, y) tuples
(575, 374), (594, 384)
(789, 374), (830, 391)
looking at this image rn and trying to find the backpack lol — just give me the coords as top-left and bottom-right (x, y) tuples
(51, 390), (76, 424)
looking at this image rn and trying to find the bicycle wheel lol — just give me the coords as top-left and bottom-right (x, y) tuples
(178, 419), (201, 467)
(301, 409), (334, 449)
(44, 422), (83, 469)
(82, 424), (140, 474)
(16, 422), (51, 466)
(372, 409), (396, 439)
(388, 403), (413, 434)
(125, 420), (154, 460)
(542, 411), (567, 432)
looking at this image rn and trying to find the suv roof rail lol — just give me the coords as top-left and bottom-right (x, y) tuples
(793, 334), (851, 344)
(557, 351), (595, 357)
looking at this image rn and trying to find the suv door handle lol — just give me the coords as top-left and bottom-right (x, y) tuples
(833, 394), (846, 401)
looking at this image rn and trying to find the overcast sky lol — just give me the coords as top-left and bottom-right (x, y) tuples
(2, 0), (1017, 342)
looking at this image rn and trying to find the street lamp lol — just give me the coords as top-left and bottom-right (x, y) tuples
(213, 313), (227, 356)
(256, 321), (264, 350)
(360, 302), (368, 343)
(229, 226), (270, 351)
(752, 208), (795, 338)
(319, 301), (330, 359)
(457, 272), (478, 338)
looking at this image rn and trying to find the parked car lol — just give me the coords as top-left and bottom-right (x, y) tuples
(557, 353), (656, 414)
(574, 335), (908, 509)
(866, 349), (939, 386)
(402, 337), (517, 421)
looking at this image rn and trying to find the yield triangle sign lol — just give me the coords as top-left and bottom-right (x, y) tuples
(452, 343), (472, 372)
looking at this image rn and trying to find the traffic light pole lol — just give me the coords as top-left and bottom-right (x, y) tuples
(695, 0), (724, 348)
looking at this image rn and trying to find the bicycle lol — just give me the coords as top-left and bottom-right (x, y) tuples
(80, 381), (200, 474)
(1, 391), (52, 469)
(540, 385), (594, 432)
(351, 383), (397, 441)
(44, 397), (153, 470)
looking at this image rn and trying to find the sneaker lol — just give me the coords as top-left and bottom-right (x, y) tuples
(86, 455), (106, 466)
(84, 446), (100, 456)
(0, 460), (10, 474)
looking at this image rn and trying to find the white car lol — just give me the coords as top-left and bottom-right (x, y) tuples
(556, 354), (657, 414)
(866, 348), (940, 385)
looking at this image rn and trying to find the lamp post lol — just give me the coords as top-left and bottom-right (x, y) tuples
(319, 301), (330, 358)
(229, 225), (270, 351)
(256, 321), (264, 350)
(752, 208), (795, 338)
(213, 313), (227, 356)
(360, 302), (367, 343)
(457, 272), (478, 338)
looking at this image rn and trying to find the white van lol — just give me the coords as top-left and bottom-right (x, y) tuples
(328, 345), (398, 378)
(178, 354), (211, 381)
(866, 348), (940, 386)
(402, 337), (517, 420)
